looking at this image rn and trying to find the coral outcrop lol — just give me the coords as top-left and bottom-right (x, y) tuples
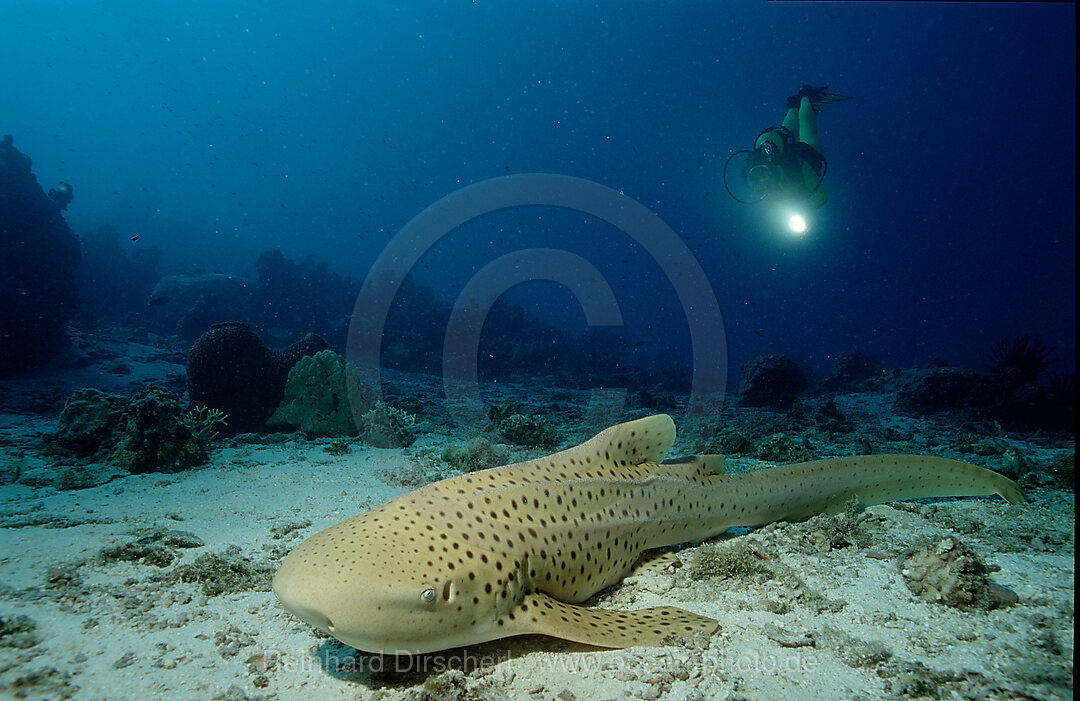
(821, 350), (884, 393)
(357, 402), (418, 448)
(145, 250), (358, 344)
(900, 537), (1006, 610)
(51, 384), (223, 485)
(0, 135), (81, 377)
(441, 437), (507, 472)
(186, 322), (328, 434)
(738, 355), (808, 410)
(54, 388), (127, 457)
(111, 386), (207, 474)
(896, 365), (982, 414)
(268, 350), (365, 436)
(487, 402), (559, 448)
(145, 273), (256, 339)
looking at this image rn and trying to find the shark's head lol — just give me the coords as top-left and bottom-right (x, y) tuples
(272, 504), (522, 654)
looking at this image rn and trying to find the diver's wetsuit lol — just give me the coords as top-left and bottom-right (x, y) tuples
(754, 95), (828, 209)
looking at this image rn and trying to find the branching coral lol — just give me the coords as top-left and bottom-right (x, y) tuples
(183, 406), (228, 447)
(359, 402), (418, 448)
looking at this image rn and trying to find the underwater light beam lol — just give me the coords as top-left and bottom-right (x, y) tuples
(787, 212), (808, 235)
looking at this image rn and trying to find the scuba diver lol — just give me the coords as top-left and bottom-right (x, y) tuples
(47, 181), (74, 210)
(724, 85), (850, 224)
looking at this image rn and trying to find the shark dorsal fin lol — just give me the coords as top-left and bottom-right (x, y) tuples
(571, 413), (676, 469)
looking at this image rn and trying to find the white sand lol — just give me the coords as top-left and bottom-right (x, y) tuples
(0, 430), (1072, 701)
(0, 348), (1073, 700)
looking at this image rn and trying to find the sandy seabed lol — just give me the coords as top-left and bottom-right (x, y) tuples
(0, 351), (1073, 701)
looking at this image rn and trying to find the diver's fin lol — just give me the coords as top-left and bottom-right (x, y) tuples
(811, 90), (852, 111)
(788, 85), (852, 111)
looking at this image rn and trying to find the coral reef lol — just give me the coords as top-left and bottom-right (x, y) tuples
(379, 276), (678, 393)
(751, 432), (814, 463)
(186, 322), (328, 434)
(0, 135), (81, 377)
(896, 365), (982, 414)
(52, 385), (223, 482)
(983, 376), (1076, 433)
(268, 350), (366, 436)
(145, 250), (688, 396)
(894, 346), (1074, 434)
(273, 333), (336, 394)
(899, 537), (1007, 610)
(441, 437), (508, 472)
(146, 250), (358, 344)
(821, 350), (884, 393)
(974, 336), (1073, 433)
(111, 386), (210, 473)
(487, 402), (559, 448)
(145, 273), (256, 339)
(738, 354), (808, 410)
(700, 425), (752, 455)
(358, 401), (417, 448)
(815, 396), (853, 435)
(251, 250), (357, 347)
(54, 388), (127, 457)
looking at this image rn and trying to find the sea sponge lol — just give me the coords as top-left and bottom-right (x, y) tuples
(186, 322), (328, 434)
(268, 350), (366, 436)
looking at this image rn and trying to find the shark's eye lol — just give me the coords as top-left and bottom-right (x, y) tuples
(420, 587), (437, 604)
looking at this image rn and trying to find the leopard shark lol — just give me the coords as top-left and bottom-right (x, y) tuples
(273, 414), (1022, 654)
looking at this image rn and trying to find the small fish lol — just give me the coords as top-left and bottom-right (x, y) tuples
(273, 414), (1022, 654)
(147, 296), (169, 307)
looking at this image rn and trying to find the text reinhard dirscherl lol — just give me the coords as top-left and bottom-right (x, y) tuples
(267, 645), (820, 678)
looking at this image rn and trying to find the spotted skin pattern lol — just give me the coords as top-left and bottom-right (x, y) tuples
(273, 414), (1022, 654)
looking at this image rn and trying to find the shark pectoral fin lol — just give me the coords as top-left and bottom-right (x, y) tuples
(630, 549), (685, 576)
(504, 592), (718, 648)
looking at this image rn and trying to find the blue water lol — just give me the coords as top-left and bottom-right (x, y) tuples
(3, 1), (1074, 382)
